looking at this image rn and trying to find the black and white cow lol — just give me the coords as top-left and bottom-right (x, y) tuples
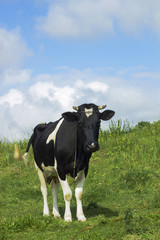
(16, 103), (115, 222)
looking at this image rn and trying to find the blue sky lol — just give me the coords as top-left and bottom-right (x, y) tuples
(0, 0), (160, 140)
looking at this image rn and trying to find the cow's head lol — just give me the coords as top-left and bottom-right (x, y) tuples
(62, 103), (115, 153)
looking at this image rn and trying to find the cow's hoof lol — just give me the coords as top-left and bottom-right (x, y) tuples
(43, 207), (49, 216)
(53, 210), (61, 219)
(64, 217), (72, 222)
(43, 213), (49, 217)
(54, 214), (61, 219)
(78, 215), (86, 222)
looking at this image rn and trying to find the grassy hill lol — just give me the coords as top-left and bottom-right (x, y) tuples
(0, 120), (160, 239)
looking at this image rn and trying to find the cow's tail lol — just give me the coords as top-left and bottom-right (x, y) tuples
(14, 134), (33, 166)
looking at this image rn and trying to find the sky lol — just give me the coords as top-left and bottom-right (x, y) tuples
(0, 0), (160, 140)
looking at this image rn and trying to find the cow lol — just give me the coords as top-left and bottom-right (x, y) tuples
(15, 103), (115, 222)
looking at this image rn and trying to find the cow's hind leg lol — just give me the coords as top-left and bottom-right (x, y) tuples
(37, 167), (49, 216)
(51, 177), (61, 218)
(75, 170), (86, 222)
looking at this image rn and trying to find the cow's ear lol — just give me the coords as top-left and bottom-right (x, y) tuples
(100, 110), (115, 121)
(62, 112), (78, 122)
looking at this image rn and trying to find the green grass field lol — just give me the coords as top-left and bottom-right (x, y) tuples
(0, 120), (160, 240)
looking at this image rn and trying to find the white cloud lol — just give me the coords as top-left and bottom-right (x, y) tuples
(37, 0), (115, 37)
(0, 89), (25, 107)
(115, 0), (160, 34)
(29, 81), (55, 101)
(86, 81), (109, 93)
(76, 80), (109, 93)
(111, 87), (149, 113)
(0, 27), (32, 69)
(1, 68), (32, 85)
(0, 68), (159, 141)
(53, 86), (75, 109)
(0, 26), (32, 88)
(37, 0), (160, 38)
(29, 81), (76, 109)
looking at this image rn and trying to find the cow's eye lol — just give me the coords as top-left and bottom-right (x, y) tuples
(78, 121), (86, 128)
(78, 121), (83, 127)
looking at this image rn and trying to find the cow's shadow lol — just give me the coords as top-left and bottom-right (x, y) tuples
(85, 202), (119, 218)
(59, 202), (119, 219)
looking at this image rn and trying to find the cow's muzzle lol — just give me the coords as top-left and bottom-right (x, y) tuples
(86, 142), (99, 152)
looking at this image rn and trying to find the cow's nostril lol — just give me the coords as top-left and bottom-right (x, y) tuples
(87, 143), (95, 149)
(86, 142), (99, 152)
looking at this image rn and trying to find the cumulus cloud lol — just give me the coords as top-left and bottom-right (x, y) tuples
(0, 67), (159, 141)
(0, 26), (32, 89)
(0, 74), (112, 140)
(0, 27), (32, 69)
(86, 81), (109, 93)
(37, 0), (160, 38)
(75, 79), (109, 93)
(1, 68), (32, 85)
(29, 81), (76, 109)
(0, 89), (25, 107)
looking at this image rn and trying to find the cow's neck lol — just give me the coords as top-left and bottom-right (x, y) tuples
(76, 138), (91, 168)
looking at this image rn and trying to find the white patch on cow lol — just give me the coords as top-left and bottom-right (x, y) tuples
(22, 152), (28, 165)
(35, 162), (49, 216)
(46, 118), (64, 144)
(59, 178), (72, 222)
(34, 162), (38, 170)
(51, 179), (60, 218)
(75, 170), (86, 222)
(85, 108), (93, 118)
(23, 152), (28, 158)
(54, 159), (57, 170)
(35, 161), (60, 218)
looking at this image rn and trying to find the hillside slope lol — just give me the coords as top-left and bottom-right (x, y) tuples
(0, 120), (160, 239)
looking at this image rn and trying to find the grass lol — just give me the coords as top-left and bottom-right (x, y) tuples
(0, 120), (160, 239)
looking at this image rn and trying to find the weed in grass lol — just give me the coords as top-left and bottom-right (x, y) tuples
(120, 168), (152, 190)
(125, 209), (134, 234)
(153, 190), (160, 208)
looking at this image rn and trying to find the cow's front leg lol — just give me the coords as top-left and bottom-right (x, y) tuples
(59, 178), (72, 222)
(75, 170), (86, 222)
(51, 178), (61, 218)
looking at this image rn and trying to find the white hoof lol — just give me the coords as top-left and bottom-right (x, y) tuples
(43, 212), (49, 217)
(43, 208), (49, 216)
(53, 209), (61, 219)
(77, 215), (86, 222)
(64, 216), (72, 222)
(53, 213), (61, 219)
